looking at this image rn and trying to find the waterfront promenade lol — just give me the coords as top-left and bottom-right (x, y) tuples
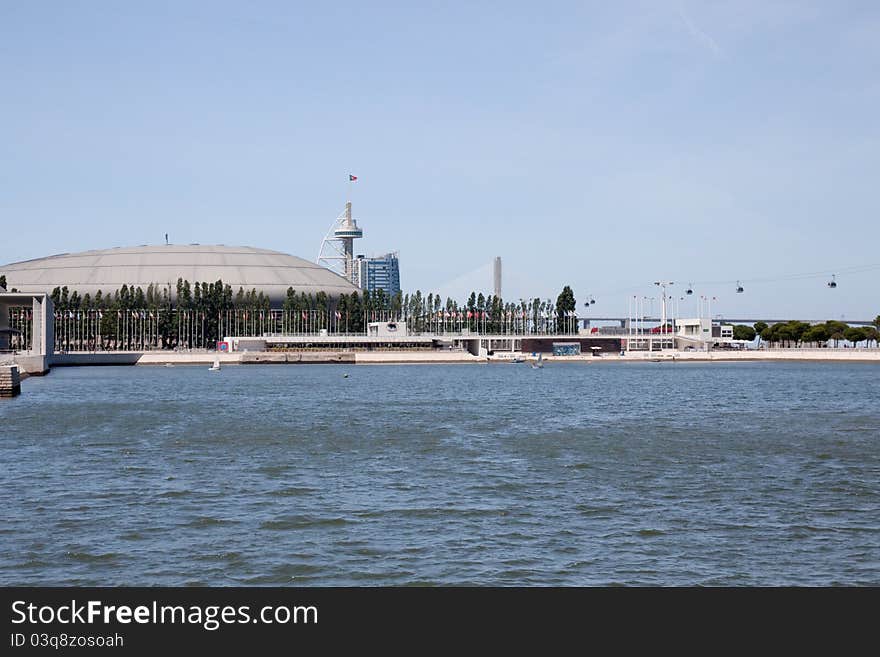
(31, 347), (880, 368)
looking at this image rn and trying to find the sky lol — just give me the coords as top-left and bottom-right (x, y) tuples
(2, 1), (879, 320)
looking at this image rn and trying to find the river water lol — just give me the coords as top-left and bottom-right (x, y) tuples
(1, 362), (877, 585)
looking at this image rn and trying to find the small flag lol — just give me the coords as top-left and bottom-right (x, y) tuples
(349, 174), (358, 182)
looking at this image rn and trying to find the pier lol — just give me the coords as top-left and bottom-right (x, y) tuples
(0, 365), (21, 397)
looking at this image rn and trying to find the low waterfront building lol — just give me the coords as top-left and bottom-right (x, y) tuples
(0, 291), (54, 373)
(676, 318), (734, 343)
(367, 320), (408, 337)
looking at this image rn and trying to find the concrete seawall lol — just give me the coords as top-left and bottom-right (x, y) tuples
(18, 347), (880, 372)
(49, 350), (481, 366)
(355, 351), (486, 364)
(613, 349), (880, 363)
(493, 351), (880, 363)
(50, 351), (358, 366)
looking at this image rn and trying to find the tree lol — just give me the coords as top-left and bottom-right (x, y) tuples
(349, 291), (363, 332)
(802, 324), (829, 347)
(862, 327), (880, 348)
(732, 325), (756, 341)
(0, 274), (5, 290)
(824, 320), (848, 335)
(824, 320), (848, 348)
(753, 321), (768, 335)
(874, 315), (880, 331)
(761, 323), (790, 347)
(555, 285), (576, 332)
(786, 321), (810, 347)
(844, 326), (867, 347)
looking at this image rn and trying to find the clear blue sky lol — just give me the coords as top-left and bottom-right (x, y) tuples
(2, 1), (878, 319)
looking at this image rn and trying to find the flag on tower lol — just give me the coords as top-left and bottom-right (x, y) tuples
(349, 174), (357, 181)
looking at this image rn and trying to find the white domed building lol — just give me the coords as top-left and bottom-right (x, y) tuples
(0, 244), (357, 306)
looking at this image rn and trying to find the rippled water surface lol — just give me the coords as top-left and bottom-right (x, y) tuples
(1, 362), (878, 585)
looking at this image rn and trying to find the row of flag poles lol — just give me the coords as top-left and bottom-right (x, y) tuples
(222, 309), (580, 337)
(6, 308), (33, 351)
(5, 307), (583, 353)
(403, 309), (580, 335)
(50, 309), (167, 352)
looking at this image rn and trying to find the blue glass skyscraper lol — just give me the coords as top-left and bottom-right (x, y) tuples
(355, 252), (401, 298)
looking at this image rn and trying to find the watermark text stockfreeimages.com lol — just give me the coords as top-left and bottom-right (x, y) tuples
(11, 599), (317, 632)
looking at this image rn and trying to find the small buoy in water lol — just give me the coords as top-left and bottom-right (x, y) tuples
(343, 373), (349, 378)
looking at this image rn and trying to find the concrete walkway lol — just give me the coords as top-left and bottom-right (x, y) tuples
(19, 347), (880, 371)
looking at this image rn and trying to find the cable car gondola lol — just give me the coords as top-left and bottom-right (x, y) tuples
(736, 280), (744, 293)
(827, 275), (837, 289)
(686, 283), (693, 295)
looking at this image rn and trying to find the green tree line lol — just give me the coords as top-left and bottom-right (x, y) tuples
(750, 319), (880, 348)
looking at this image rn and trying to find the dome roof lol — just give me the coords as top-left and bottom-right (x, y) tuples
(0, 244), (357, 304)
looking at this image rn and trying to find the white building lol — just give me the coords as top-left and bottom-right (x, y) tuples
(676, 318), (734, 345)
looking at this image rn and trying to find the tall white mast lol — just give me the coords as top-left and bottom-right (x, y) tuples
(317, 200), (364, 284)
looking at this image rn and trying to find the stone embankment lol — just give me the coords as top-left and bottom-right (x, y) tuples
(27, 347), (880, 372)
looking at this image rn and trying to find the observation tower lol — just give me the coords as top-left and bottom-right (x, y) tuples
(317, 201), (364, 284)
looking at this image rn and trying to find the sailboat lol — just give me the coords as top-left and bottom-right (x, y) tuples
(209, 355), (221, 372)
(531, 353), (543, 369)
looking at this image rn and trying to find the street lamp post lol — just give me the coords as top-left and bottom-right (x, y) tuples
(654, 281), (674, 335)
